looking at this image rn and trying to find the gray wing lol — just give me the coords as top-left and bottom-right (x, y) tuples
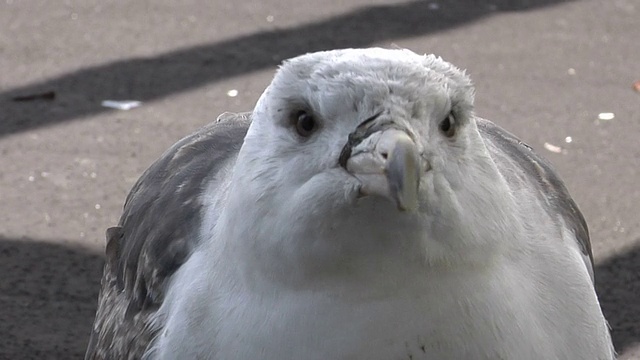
(85, 112), (251, 360)
(476, 118), (594, 280)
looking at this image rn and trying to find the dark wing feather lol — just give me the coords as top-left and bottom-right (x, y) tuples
(85, 113), (251, 359)
(476, 118), (593, 275)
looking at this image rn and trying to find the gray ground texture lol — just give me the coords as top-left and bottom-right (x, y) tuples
(0, 0), (638, 359)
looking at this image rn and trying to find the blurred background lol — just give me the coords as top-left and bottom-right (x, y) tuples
(0, 0), (638, 358)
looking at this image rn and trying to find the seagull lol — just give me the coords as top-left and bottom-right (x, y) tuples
(85, 48), (615, 359)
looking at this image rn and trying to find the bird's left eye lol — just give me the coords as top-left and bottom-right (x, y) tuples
(294, 111), (317, 137)
(439, 113), (456, 138)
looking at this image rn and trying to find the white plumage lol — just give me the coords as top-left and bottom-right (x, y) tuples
(86, 48), (615, 359)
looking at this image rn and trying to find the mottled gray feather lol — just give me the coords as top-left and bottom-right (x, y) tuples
(85, 113), (251, 359)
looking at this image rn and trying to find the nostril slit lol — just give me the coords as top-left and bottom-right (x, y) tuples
(381, 152), (388, 160)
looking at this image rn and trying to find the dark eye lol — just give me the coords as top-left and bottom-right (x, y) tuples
(294, 110), (317, 137)
(439, 113), (456, 137)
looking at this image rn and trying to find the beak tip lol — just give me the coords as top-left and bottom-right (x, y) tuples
(393, 186), (420, 212)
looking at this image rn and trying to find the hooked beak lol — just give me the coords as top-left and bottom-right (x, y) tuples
(339, 115), (424, 212)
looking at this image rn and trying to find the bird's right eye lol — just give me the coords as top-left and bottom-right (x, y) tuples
(294, 111), (317, 137)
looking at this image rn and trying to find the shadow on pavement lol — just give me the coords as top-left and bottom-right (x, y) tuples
(0, 233), (637, 359)
(0, 238), (103, 360)
(0, 0), (574, 138)
(596, 241), (640, 354)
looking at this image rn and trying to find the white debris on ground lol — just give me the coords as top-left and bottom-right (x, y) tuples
(544, 142), (564, 154)
(598, 112), (615, 121)
(101, 100), (142, 110)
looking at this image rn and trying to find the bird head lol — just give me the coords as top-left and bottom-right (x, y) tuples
(226, 48), (513, 279)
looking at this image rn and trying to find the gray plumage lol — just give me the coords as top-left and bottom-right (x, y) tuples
(85, 113), (250, 359)
(477, 118), (593, 279)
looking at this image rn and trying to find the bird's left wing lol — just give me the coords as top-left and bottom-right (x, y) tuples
(85, 113), (251, 359)
(476, 117), (594, 282)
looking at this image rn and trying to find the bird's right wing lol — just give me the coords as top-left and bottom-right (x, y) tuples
(85, 112), (251, 359)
